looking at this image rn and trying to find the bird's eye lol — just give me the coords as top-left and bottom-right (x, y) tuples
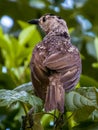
(42, 17), (46, 22)
(49, 14), (54, 16)
(57, 16), (62, 19)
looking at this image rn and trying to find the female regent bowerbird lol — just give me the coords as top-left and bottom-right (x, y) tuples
(29, 14), (81, 113)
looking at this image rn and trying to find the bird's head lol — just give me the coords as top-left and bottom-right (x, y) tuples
(29, 14), (69, 35)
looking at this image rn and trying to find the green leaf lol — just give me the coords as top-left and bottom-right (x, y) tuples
(0, 27), (3, 36)
(65, 87), (97, 111)
(72, 122), (98, 130)
(90, 109), (98, 121)
(0, 89), (42, 111)
(19, 25), (36, 45)
(80, 75), (98, 88)
(33, 113), (44, 130)
(29, 94), (43, 111)
(0, 35), (11, 54)
(0, 34), (17, 68)
(92, 62), (98, 68)
(10, 36), (19, 57)
(0, 72), (16, 89)
(28, 28), (42, 48)
(16, 47), (32, 66)
(14, 82), (33, 93)
(94, 37), (98, 61)
(41, 110), (59, 128)
(18, 20), (30, 29)
(65, 87), (98, 122)
(74, 106), (95, 122)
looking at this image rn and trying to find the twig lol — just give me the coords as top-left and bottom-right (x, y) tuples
(21, 107), (34, 130)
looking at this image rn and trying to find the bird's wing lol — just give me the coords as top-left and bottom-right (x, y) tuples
(43, 51), (79, 70)
(43, 51), (81, 91)
(30, 49), (49, 100)
(43, 51), (78, 112)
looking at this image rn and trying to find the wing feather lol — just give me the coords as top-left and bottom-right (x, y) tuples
(43, 51), (78, 70)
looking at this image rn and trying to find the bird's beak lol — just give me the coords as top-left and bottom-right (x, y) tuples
(28, 19), (39, 24)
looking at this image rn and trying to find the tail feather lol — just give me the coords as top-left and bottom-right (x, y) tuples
(44, 75), (65, 113)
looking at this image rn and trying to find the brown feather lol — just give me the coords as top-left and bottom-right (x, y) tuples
(30, 14), (82, 113)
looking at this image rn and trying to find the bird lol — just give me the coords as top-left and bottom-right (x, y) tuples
(29, 14), (81, 113)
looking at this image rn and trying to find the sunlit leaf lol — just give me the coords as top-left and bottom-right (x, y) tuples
(94, 37), (98, 61)
(0, 36), (11, 54)
(28, 28), (42, 48)
(92, 62), (98, 68)
(16, 47), (32, 65)
(18, 20), (30, 29)
(19, 25), (36, 45)
(0, 27), (3, 36)
(10, 36), (19, 57)
(41, 110), (59, 128)
(11, 67), (25, 80)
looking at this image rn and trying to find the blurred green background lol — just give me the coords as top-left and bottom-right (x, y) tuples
(0, 0), (98, 130)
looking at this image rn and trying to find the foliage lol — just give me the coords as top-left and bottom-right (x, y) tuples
(0, 21), (41, 86)
(0, 0), (98, 130)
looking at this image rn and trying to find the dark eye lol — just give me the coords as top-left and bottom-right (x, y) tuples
(49, 14), (54, 16)
(57, 16), (62, 19)
(43, 17), (46, 22)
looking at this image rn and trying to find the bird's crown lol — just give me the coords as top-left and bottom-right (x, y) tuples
(29, 14), (69, 34)
(39, 14), (68, 33)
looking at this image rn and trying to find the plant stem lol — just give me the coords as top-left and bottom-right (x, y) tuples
(21, 102), (28, 115)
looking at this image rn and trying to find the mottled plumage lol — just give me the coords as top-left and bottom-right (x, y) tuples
(29, 14), (81, 113)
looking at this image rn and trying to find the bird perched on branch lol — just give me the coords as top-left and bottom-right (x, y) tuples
(29, 14), (81, 113)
